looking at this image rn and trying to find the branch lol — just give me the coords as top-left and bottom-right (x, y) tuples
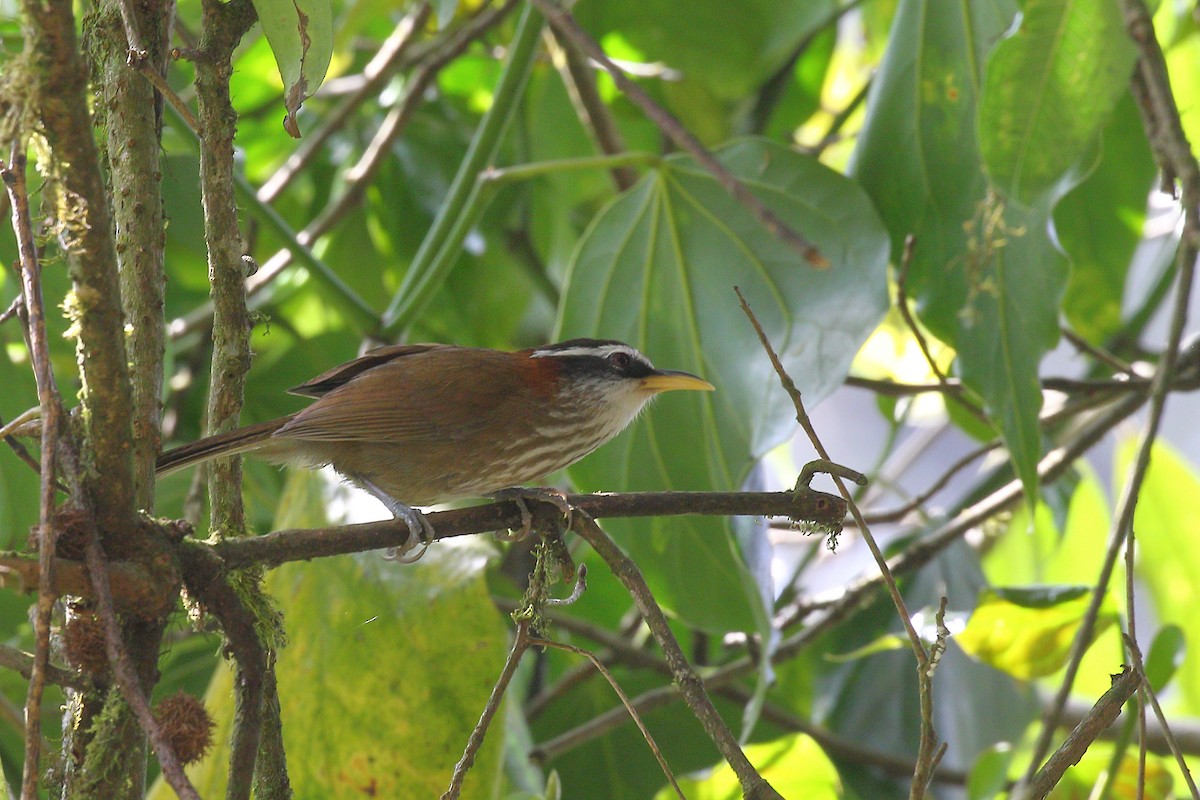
(1027, 668), (1141, 799)
(442, 620), (532, 800)
(98, 0), (173, 509)
(175, 543), (269, 799)
(212, 488), (846, 570)
(21, 0), (136, 536)
(194, 0), (257, 535)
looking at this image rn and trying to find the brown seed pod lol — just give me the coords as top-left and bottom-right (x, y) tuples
(153, 691), (215, 766)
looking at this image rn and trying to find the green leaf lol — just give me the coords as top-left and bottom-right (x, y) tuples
(1144, 624), (1186, 694)
(850, 0), (1017, 343)
(977, 0), (1137, 203)
(250, 0), (333, 135)
(154, 474), (510, 799)
(851, 0), (1067, 507)
(1055, 92), (1156, 342)
(558, 137), (889, 632)
(967, 743), (1014, 800)
(952, 195), (1065, 509)
(956, 587), (1118, 679)
(653, 733), (840, 800)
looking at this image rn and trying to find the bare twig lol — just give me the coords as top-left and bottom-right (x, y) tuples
(1122, 633), (1200, 798)
(3, 150), (64, 800)
(257, 2), (433, 202)
(735, 287), (944, 798)
(1060, 326), (1136, 375)
(531, 636), (685, 799)
(736, 288), (925, 657)
(895, 235), (989, 424)
(861, 441), (998, 525)
(527, 0), (828, 268)
(81, 517), (199, 800)
(0, 644), (88, 691)
(168, 0), (518, 344)
(546, 29), (638, 191)
(442, 620), (533, 800)
(571, 512), (783, 800)
(911, 597), (950, 799)
(1027, 668), (1141, 799)
(174, 543), (270, 796)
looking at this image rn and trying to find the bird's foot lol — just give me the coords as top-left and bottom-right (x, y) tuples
(382, 503), (435, 563)
(490, 487), (572, 541)
(356, 477), (435, 563)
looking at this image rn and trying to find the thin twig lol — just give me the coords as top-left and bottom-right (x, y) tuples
(0, 644), (88, 691)
(531, 636), (685, 799)
(527, 0), (827, 268)
(4, 151), (63, 800)
(1125, 530), (1149, 799)
(174, 543), (267, 797)
(1122, 633), (1200, 798)
(1027, 668), (1141, 799)
(0, 294), (23, 324)
(546, 28), (638, 191)
(735, 287), (944, 798)
(1060, 326), (1136, 375)
(736, 288), (925, 660)
(862, 441), (998, 525)
(257, 1), (434, 202)
(442, 620), (533, 800)
(571, 512), (783, 800)
(532, 389), (1149, 760)
(895, 235), (989, 424)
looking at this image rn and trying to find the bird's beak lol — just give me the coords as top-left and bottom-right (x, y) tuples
(639, 370), (715, 393)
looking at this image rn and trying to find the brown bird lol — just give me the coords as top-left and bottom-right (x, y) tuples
(158, 339), (714, 542)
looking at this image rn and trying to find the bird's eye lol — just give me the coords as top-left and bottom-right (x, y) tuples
(607, 351), (632, 370)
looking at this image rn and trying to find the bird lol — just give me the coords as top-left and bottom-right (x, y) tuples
(157, 339), (714, 548)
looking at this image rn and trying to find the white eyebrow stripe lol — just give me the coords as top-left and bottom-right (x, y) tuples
(531, 344), (645, 362)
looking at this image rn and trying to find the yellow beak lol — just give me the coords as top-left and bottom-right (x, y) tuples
(639, 370), (715, 393)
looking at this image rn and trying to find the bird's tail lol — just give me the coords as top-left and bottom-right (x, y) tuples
(156, 416), (294, 476)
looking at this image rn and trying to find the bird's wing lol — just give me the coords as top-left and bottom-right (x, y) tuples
(287, 344), (442, 398)
(274, 347), (526, 443)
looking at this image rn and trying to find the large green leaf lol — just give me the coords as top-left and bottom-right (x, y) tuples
(977, 0), (1137, 203)
(153, 473), (510, 798)
(850, 0), (1016, 340)
(953, 195), (1066, 503)
(558, 137), (889, 632)
(1055, 92), (1156, 343)
(851, 0), (1071, 507)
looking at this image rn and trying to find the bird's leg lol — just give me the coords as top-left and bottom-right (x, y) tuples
(355, 477), (435, 563)
(489, 487), (572, 541)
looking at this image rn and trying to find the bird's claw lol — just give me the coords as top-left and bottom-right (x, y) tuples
(491, 487), (572, 541)
(383, 505), (435, 563)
